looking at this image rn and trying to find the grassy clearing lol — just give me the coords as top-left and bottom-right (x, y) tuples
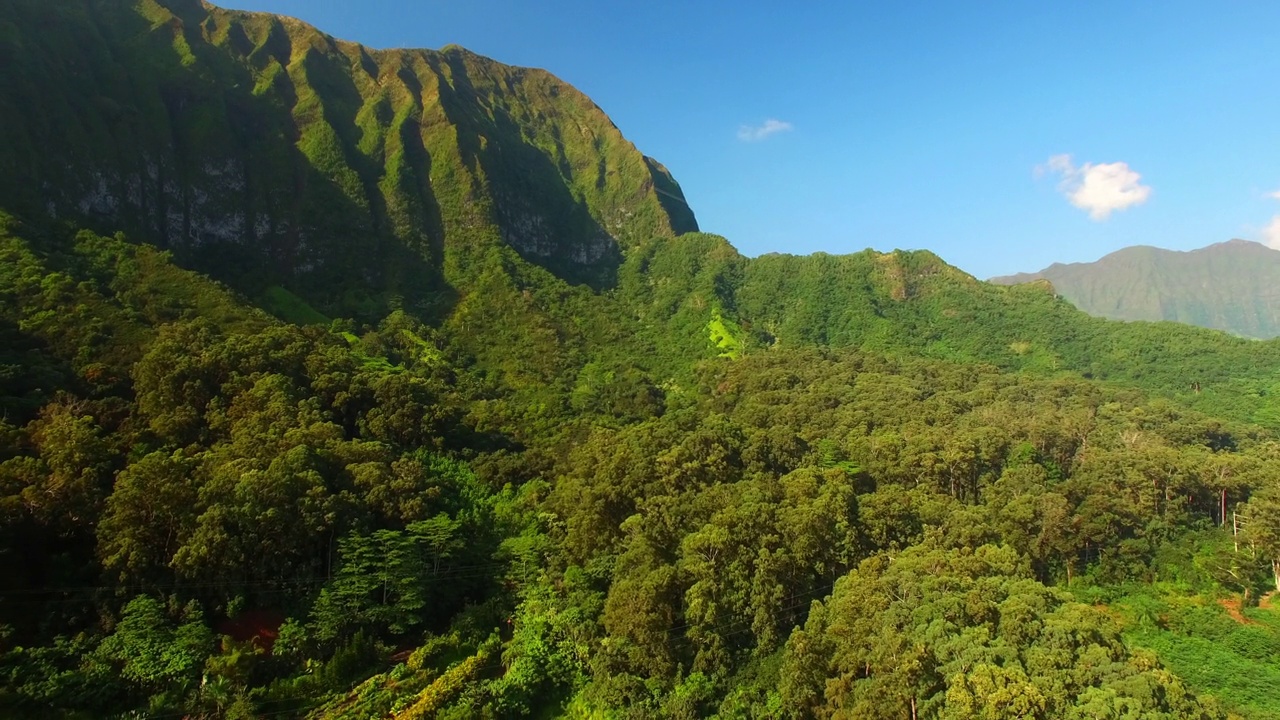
(261, 285), (330, 325)
(707, 308), (742, 359)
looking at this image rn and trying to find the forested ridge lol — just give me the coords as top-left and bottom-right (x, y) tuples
(7, 1), (1280, 719)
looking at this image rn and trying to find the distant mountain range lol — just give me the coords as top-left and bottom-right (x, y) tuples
(990, 239), (1280, 338)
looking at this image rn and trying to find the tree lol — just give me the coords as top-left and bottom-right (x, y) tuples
(311, 513), (467, 641)
(22, 402), (114, 527)
(1241, 485), (1280, 591)
(98, 451), (198, 583)
(96, 596), (212, 691)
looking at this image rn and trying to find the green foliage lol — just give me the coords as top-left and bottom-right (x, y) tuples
(97, 596), (213, 690)
(734, 248), (1280, 430)
(309, 513), (470, 641)
(0, 217), (503, 716)
(261, 285), (332, 326)
(1106, 588), (1280, 719)
(779, 543), (1217, 718)
(10, 2), (1280, 718)
(707, 309), (743, 359)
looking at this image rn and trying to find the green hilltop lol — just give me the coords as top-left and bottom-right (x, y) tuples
(7, 1), (1280, 718)
(992, 239), (1280, 339)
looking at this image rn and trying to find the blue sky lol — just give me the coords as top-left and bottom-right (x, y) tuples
(222, 0), (1280, 278)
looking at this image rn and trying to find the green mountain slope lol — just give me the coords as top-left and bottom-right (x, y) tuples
(9, 0), (1280, 434)
(624, 241), (1280, 430)
(991, 240), (1280, 339)
(0, 0), (709, 435)
(0, 0), (696, 312)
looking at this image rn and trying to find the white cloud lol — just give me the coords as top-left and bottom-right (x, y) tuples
(1263, 216), (1280, 250)
(737, 119), (793, 142)
(1038, 154), (1152, 221)
(1257, 192), (1280, 249)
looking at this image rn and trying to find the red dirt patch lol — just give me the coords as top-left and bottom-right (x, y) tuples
(1219, 597), (1256, 625)
(1261, 591), (1276, 611)
(217, 609), (286, 653)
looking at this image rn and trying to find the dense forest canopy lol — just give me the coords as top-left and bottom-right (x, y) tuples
(5, 1), (1280, 719)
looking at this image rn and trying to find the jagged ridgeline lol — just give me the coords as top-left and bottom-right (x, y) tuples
(992, 240), (1280, 340)
(0, 0), (696, 313)
(7, 0), (1280, 433)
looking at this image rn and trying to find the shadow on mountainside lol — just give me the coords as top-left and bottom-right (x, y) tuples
(430, 50), (624, 292)
(0, 0), (458, 323)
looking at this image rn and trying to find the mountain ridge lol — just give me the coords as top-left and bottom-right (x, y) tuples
(0, 0), (697, 313)
(9, 0), (1280, 426)
(990, 238), (1280, 338)
(996, 238), (1270, 281)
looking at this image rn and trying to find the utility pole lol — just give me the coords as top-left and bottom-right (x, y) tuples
(1234, 511), (1253, 555)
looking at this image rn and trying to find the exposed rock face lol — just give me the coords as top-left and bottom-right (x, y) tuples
(0, 0), (697, 311)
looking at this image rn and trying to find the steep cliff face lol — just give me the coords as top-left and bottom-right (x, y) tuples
(0, 0), (696, 314)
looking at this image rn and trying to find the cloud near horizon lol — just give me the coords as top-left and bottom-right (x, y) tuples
(1039, 154), (1152, 220)
(1263, 191), (1280, 249)
(737, 119), (793, 142)
(1263, 216), (1280, 250)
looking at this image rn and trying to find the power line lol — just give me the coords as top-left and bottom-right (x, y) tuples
(27, 577), (841, 718)
(0, 560), (515, 598)
(652, 186), (691, 208)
